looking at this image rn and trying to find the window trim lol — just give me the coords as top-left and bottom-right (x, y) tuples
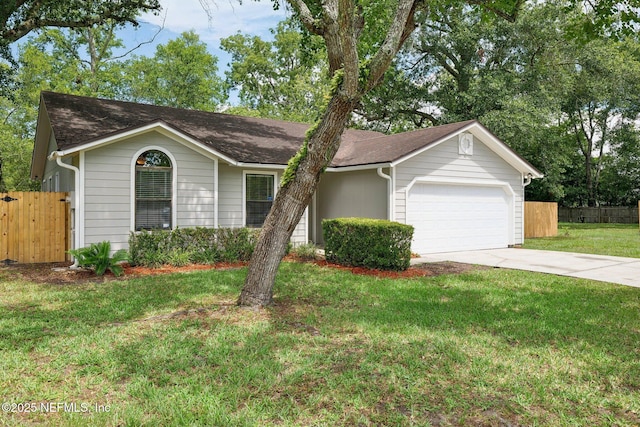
(130, 146), (178, 232)
(242, 170), (277, 228)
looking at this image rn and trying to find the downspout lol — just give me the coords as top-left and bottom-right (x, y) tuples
(50, 152), (80, 268)
(522, 173), (533, 246)
(377, 167), (394, 221)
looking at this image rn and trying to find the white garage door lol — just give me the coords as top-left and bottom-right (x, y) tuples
(407, 183), (511, 254)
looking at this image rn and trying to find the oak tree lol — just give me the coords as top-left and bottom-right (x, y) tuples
(238, 0), (429, 306)
(237, 0), (640, 306)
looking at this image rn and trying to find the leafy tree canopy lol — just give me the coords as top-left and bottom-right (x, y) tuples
(221, 19), (329, 122)
(0, 0), (160, 45)
(125, 30), (227, 110)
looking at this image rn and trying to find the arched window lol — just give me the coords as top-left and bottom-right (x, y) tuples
(135, 150), (172, 230)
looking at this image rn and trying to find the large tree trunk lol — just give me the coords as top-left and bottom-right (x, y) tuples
(238, 94), (359, 306)
(238, 0), (421, 307)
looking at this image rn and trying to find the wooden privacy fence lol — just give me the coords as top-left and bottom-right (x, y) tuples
(524, 201), (558, 238)
(1, 192), (70, 264)
(558, 206), (639, 223)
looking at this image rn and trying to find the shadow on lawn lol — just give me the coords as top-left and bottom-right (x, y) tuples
(272, 264), (640, 369)
(0, 269), (246, 351)
(101, 266), (640, 425)
(347, 271), (639, 350)
(3, 263), (639, 424)
(3, 264), (638, 359)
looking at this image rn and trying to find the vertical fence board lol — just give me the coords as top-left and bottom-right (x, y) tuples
(11, 193), (22, 263)
(0, 195), (8, 261)
(0, 192), (69, 263)
(525, 202), (558, 238)
(558, 206), (639, 223)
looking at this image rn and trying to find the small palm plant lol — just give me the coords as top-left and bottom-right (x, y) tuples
(69, 241), (129, 276)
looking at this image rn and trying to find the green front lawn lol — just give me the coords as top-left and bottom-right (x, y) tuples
(1, 262), (639, 426)
(524, 222), (640, 258)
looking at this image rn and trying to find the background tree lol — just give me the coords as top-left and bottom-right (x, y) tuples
(557, 39), (640, 206)
(0, 0), (161, 189)
(18, 24), (130, 98)
(0, 0), (160, 93)
(126, 31), (226, 110)
(221, 19), (329, 122)
(0, 96), (38, 191)
(360, 2), (640, 205)
(0, 23), (135, 191)
(599, 124), (640, 206)
(359, 3), (573, 197)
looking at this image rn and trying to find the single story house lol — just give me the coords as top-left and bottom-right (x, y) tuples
(31, 91), (542, 255)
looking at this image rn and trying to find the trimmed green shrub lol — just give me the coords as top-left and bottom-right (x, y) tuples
(69, 241), (129, 276)
(128, 227), (259, 267)
(323, 218), (414, 271)
(217, 227), (256, 262)
(167, 249), (193, 267)
(128, 230), (171, 267)
(291, 242), (319, 261)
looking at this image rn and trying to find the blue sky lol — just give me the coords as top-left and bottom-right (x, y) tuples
(120, 0), (288, 70)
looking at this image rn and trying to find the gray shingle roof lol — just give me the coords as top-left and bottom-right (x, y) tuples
(39, 92), (485, 167)
(330, 120), (476, 167)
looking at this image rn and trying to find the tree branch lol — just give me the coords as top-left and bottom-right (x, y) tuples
(1, 0), (160, 43)
(288, 0), (325, 36)
(338, 0), (360, 94)
(107, 17), (165, 62)
(365, 0), (421, 91)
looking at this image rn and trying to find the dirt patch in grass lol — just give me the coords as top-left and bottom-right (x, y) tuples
(0, 259), (482, 285)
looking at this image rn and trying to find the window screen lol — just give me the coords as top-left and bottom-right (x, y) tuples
(135, 150), (172, 230)
(246, 174), (274, 227)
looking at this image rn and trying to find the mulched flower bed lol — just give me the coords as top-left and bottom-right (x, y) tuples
(1, 258), (480, 285)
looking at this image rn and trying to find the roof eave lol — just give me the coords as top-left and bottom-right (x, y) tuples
(51, 121), (241, 166)
(325, 162), (391, 172)
(30, 94), (53, 180)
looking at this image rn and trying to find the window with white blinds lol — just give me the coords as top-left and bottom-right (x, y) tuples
(246, 173), (274, 227)
(135, 150), (172, 230)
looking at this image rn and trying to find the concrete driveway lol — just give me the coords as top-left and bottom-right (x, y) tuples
(413, 248), (640, 288)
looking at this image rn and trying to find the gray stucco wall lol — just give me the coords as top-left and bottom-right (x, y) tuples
(314, 169), (388, 244)
(394, 134), (525, 244)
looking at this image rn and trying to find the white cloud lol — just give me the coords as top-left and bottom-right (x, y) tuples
(139, 0), (288, 43)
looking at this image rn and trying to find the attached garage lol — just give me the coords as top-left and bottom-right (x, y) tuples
(406, 179), (514, 254)
(326, 120), (542, 255)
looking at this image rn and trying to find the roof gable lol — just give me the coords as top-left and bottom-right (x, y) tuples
(330, 120), (476, 167)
